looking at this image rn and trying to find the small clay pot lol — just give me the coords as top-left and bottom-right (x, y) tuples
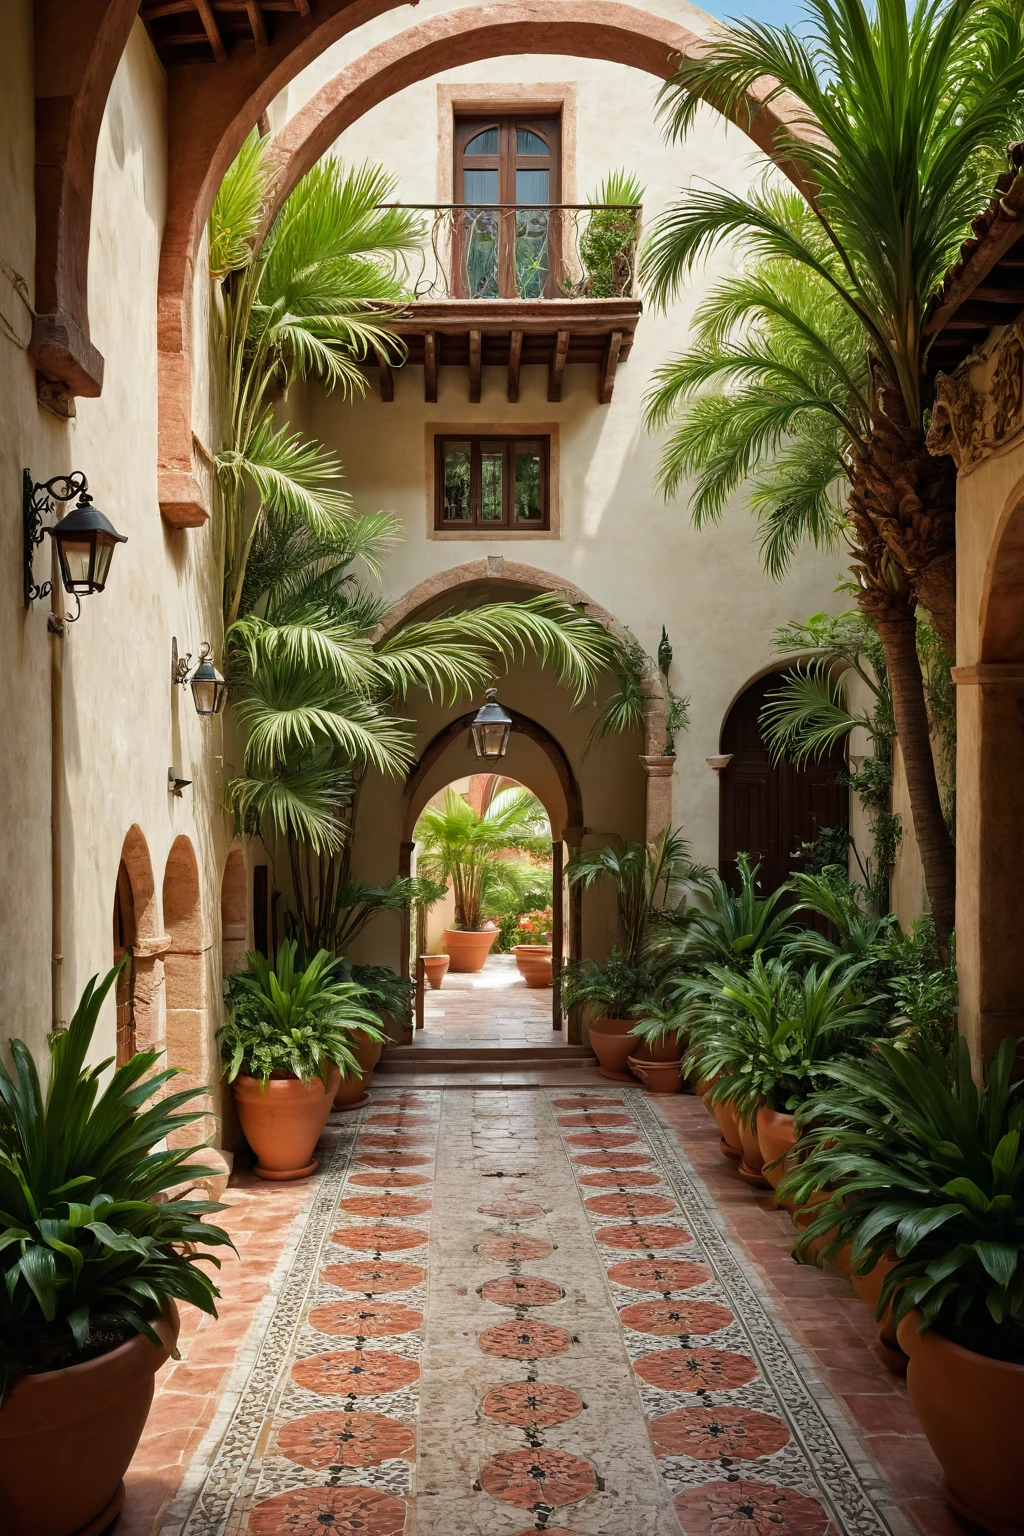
(0, 1303), (179, 1536)
(706, 1093), (743, 1161)
(756, 1108), (798, 1191)
(627, 1056), (682, 1095)
(443, 928), (497, 973)
(736, 1108), (770, 1187)
(233, 1068), (340, 1179)
(897, 1310), (1024, 1533)
(587, 1016), (640, 1081)
(422, 954), (449, 990)
(513, 945), (553, 988)
(850, 1252), (907, 1373)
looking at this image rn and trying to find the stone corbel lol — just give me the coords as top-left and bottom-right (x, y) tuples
(134, 933), (174, 960)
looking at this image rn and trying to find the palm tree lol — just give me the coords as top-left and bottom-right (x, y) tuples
(642, 177), (957, 932)
(415, 788), (551, 932)
(565, 830), (694, 961)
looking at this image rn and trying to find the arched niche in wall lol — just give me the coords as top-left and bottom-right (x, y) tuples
(162, 835), (213, 1150)
(719, 670), (849, 896)
(112, 826), (165, 1061)
(221, 845), (248, 978)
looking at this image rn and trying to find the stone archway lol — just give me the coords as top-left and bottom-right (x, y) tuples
(162, 836), (213, 1145)
(153, 1), (814, 524)
(112, 825), (167, 1059)
(221, 843), (248, 978)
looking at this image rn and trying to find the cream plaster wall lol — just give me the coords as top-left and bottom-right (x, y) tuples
(0, 13), (233, 1084)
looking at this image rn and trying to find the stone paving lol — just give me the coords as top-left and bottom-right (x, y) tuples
(418, 955), (563, 1048)
(120, 1085), (965, 1536)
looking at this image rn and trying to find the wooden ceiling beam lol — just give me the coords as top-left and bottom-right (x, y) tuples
(424, 331), (437, 404)
(468, 329), (482, 403)
(246, 0), (269, 45)
(507, 330), (523, 403)
(548, 329), (569, 403)
(194, 0), (227, 61)
(373, 346), (394, 403)
(599, 330), (622, 405)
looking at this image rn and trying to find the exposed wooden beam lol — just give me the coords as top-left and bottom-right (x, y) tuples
(293, 0), (310, 12)
(194, 0), (227, 61)
(373, 347), (394, 403)
(548, 330), (570, 403)
(424, 331), (437, 403)
(599, 330), (623, 405)
(507, 330), (523, 403)
(468, 329), (482, 403)
(141, 2), (199, 17)
(246, 0), (268, 46)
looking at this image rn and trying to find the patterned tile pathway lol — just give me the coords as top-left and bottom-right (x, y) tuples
(151, 1090), (920, 1536)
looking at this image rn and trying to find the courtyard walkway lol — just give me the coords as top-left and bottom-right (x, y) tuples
(120, 1089), (963, 1536)
(419, 954), (562, 1048)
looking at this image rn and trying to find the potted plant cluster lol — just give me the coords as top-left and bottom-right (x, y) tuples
(561, 952), (662, 1079)
(219, 941), (385, 1176)
(513, 905), (555, 988)
(0, 966), (232, 1536)
(415, 786), (551, 973)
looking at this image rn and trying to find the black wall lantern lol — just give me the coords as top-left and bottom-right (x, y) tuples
(173, 638), (228, 716)
(470, 687), (512, 759)
(24, 470), (127, 628)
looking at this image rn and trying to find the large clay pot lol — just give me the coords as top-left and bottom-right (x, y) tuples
(0, 1303), (179, 1536)
(627, 1056), (682, 1094)
(234, 1067), (340, 1180)
(736, 1108), (770, 1187)
(513, 945), (553, 988)
(422, 954), (449, 990)
(443, 928), (497, 973)
(628, 1033), (683, 1066)
(757, 1108), (798, 1191)
(333, 1031), (382, 1111)
(850, 1253), (906, 1373)
(587, 1016), (640, 1081)
(706, 1093), (743, 1161)
(897, 1310), (1024, 1534)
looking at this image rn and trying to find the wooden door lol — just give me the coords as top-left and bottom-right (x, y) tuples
(454, 115), (561, 297)
(719, 671), (848, 895)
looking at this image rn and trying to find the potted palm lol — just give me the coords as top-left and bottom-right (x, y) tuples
(219, 941), (384, 1175)
(513, 905), (554, 988)
(784, 1037), (1024, 1532)
(0, 966), (232, 1536)
(560, 953), (659, 1080)
(415, 787), (551, 973)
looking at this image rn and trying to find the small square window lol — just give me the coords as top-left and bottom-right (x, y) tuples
(435, 435), (550, 531)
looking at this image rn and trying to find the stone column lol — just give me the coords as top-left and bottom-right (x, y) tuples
(952, 663), (1024, 1069)
(641, 754), (676, 843)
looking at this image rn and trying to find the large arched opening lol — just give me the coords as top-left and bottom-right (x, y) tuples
(111, 825), (162, 1063)
(162, 835), (214, 1150)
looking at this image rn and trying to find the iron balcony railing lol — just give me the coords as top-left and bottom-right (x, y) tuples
(382, 203), (643, 302)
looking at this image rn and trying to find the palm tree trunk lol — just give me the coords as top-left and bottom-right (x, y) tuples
(873, 610), (955, 939)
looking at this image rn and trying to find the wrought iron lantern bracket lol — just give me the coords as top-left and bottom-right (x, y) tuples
(23, 468), (87, 629)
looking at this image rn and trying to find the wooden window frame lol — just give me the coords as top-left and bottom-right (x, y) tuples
(454, 113), (562, 299)
(434, 434), (550, 531)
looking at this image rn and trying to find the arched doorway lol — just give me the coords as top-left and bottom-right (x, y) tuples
(162, 836), (213, 1150)
(719, 671), (849, 894)
(112, 827), (159, 1062)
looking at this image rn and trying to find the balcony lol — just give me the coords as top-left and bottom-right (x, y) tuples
(375, 204), (643, 404)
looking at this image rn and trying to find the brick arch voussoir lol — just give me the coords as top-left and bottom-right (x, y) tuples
(156, 0), (814, 527)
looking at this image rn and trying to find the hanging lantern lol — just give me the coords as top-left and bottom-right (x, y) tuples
(45, 492), (127, 596)
(470, 687), (512, 759)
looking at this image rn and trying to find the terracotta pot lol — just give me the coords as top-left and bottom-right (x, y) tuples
(757, 1108), (798, 1191)
(897, 1310), (1024, 1533)
(513, 945), (553, 988)
(233, 1067), (340, 1180)
(850, 1253), (907, 1373)
(628, 1034), (683, 1066)
(790, 1190), (843, 1267)
(333, 1031), (382, 1110)
(0, 1303), (179, 1536)
(587, 1016), (640, 1081)
(443, 928), (497, 973)
(627, 1056), (682, 1095)
(705, 1092), (743, 1161)
(736, 1108), (770, 1187)
(422, 954), (449, 990)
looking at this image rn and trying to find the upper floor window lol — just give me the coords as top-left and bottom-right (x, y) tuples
(435, 435), (549, 531)
(455, 115), (562, 299)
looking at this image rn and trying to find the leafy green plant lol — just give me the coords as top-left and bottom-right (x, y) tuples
(286, 869), (446, 961)
(658, 854), (798, 973)
(0, 967), (233, 1401)
(415, 787), (550, 932)
(782, 1037), (1024, 1363)
(479, 860), (553, 953)
(681, 954), (883, 1119)
(579, 170), (644, 298)
(560, 951), (661, 1021)
(565, 830), (693, 963)
(218, 941), (383, 1085)
(342, 963), (416, 1031)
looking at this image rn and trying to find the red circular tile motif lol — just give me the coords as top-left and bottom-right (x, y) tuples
(331, 1225), (428, 1252)
(479, 1448), (596, 1509)
(633, 1347), (758, 1393)
(673, 1480), (828, 1535)
(357, 1150), (432, 1168)
(248, 1486), (406, 1535)
(349, 1171), (431, 1188)
(552, 1096), (624, 1108)
(338, 1195), (432, 1218)
(481, 1381), (582, 1429)
(276, 1410), (415, 1469)
(481, 1236), (553, 1262)
(558, 1112), (632, 1127)
(595, 1223), (692, 1250)
(607, 1259), (713, 1292)
(650, 1405), (791, 1460)
(579, 1169), (663, 1188)
(308, 1300), (423, 1337)
(482, 1276), (563, 1307)
(359, 1132), (435, 1147)
(571, 1151), (653, 1168)
(563, 1131), (639, 1148)
(477, 1199), (544, 1219)
(479, 1320), (572, 1359)
(619, 1298), (734, 1336)
(584, 1192), (676, 1217)
(322, 1261), (425, 1292)
(291, 1350), (419, 1396)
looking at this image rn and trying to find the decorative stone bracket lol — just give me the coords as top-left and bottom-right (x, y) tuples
(928, 315), (1024, 471)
